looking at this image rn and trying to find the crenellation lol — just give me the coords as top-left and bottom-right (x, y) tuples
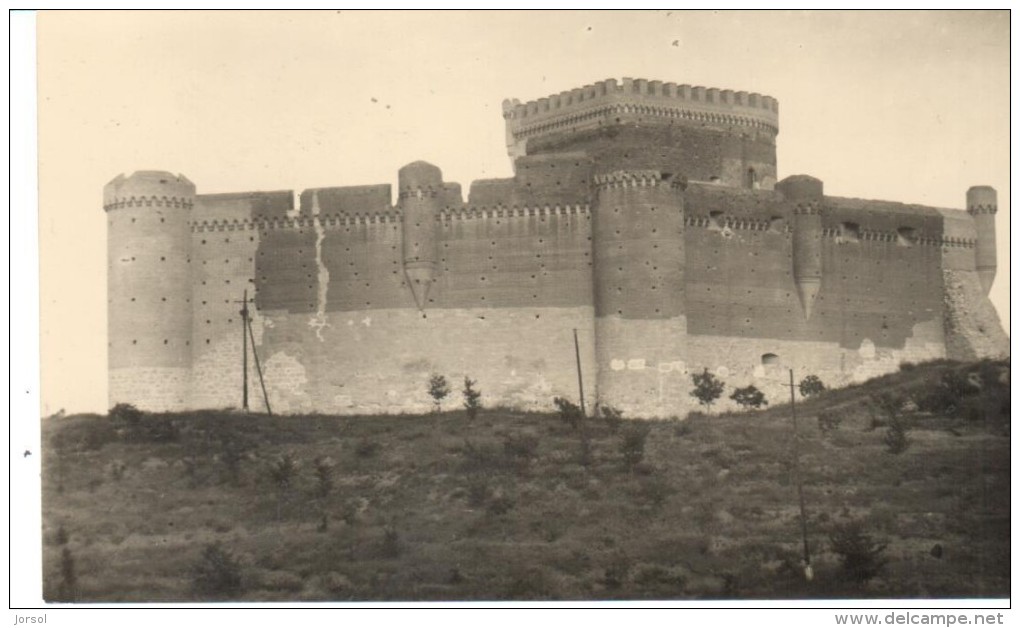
(106, 78), (1007, 416)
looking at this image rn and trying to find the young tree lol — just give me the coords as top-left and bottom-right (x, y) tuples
(691, 368), (725, 410)
(462, 377), (482, 420)
(730, 385), (768, 411)
(798, 375), (826, 398)
(428, 374), (451, 413)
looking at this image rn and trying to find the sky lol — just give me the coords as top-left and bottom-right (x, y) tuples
(31, 10), (1010, 415)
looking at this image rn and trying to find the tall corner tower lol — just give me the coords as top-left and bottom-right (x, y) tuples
(591, 170), (687, 418)
(777, 175), (824, 319)
(966, 185), (997, 295)
(398, 161), (443, 311)
(105, 170), (195, 411)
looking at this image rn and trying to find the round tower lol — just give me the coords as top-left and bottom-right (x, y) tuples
(104, 171), (195, 411)
(777, 175), (824, 319)
(398, 161), (443, 311)
(966, 186), (997, 295)
(591, 170), (687, 418)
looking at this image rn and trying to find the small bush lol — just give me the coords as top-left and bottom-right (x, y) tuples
(146, 419), (180, 443)
(380, 527), (401, 558)
(54, 524), (69, 546)
(268, 453), (299, 490)
(219, 441), (245, 486)
(355, 439), (381, 459)
(917, 370), (980, 417)
(466, 478), (491, 507)
(829, 520), (888, 583)
(730, 385), (768, 411)
(884, 419), (910, 454)
(57, 547), (77, 602)
(191, 543), (243, 599)
(314, 456), (336, 499)
(503, 432), (539, 462)
(798, 375), (826, 398)
(487, 492), (515, 516)
(620, 423), (650, 469)
(462, 377), (482, 421)
(428, 374), (451, 413)
(817, 408), (844, 434)
(599, 404), (624, 432)
(553, 397), (583, 429)
(871, 393), (904, 422)
(691, 368), (725, 409)
(109, 402), (143, 424)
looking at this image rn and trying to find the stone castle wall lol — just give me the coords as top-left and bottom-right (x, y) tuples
(104, 78), (1008, 416)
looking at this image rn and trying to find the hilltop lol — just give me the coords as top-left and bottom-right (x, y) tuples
(41, 358), (1009, 601)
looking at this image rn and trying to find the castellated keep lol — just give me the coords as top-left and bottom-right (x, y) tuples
(106, 77), (1008, 417)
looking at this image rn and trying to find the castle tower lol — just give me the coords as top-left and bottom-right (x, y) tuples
(503, 78), (780, 189)
(399, 161), (443, 310)
(966, 186), (998, 295)
(104, 171), (195, 411)
(777, 175), (824, 319)
(591, 171), (687, 418)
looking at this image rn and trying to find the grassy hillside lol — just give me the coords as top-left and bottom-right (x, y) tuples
(41, 359), (1010, 602)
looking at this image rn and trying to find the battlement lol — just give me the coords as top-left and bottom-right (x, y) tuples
(104, 170), (195, 211)
(503, 77), (780, 144)
(593, 170), (686, 190)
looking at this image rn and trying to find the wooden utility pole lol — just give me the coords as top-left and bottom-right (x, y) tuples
(234, 290), (252, 412)
(573, 328), (586, 416)
(247, 314), (272, 416)
(788, 368), (812, 580)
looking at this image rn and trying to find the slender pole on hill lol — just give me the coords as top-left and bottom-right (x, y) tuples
(789, 368), (813, 581)
(234, 290), (251, 412)
(573, 328), (586, 417)
(246, 308), (273, 416)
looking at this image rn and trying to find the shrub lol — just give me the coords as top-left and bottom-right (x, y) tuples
(884, 419), (910, 454)
(829, 521), (888, 583)
(730, 385), (768, 411)
(553, 397), (583, 429)
(620, 423), (650, 469)
(462, 377), (482, 421)
(798, 375), (826, 398)
(355, 439), (381, 459)
(503, 432), (539, 462)
(466, 478), (491, 507)
(599, 404), (624, 432)
(871, 393), (904, 421)
(817, 408), (844, 434)
(219, 441), (245, 486)
(57, 547), (77, 602)
(268, 453), (299, 490)
(146, 419), (180, 443)
(691, 368), (725, 409)
(487, 493), (515, 516)
(54, 524), (69, 546)
(109, 402), (143, 424)
(917, 370), (980, 417)
(428, 374), (451, 413)
(314, 456), (336, 499)
(190, 543), (243, 599)
(379, 527), (401, 558)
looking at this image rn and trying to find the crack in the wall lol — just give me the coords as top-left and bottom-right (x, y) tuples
(307, 191), (331, 341)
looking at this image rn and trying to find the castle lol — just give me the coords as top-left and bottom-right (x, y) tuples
(105, 77), (1008, 417)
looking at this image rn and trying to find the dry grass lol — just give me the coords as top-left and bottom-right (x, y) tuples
(41, 359), (1009, 601)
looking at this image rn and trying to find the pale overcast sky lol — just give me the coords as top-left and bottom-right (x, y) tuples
(32, 10), (1010, 414)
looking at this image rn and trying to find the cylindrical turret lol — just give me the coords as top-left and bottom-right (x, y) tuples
(398, 161), (443, 310)
(966, 186), (997, 295)
(591, 170), (687, 417)
(104, 170), (195, 411)
(778, 175), (824, 319)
